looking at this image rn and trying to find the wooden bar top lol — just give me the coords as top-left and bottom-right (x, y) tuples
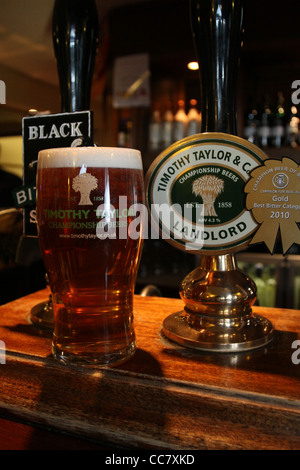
(0, 289), (299, 450)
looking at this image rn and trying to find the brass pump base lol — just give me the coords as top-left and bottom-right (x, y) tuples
(162, 254), (274, 352)
(30, 294), (54, 330)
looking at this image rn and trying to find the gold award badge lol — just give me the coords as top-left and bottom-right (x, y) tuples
(245, 157), (300, 254)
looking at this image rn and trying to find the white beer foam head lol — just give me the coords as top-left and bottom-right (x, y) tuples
(38, 146), (143, 170)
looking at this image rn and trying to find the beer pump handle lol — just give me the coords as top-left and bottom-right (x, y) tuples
(52, 0), (99, 113)
(190, 0), (245, 134)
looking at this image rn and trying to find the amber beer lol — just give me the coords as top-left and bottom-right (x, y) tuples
(36, 147), (144, 366)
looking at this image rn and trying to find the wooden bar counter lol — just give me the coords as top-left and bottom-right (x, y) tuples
(0, 288), (299, 450)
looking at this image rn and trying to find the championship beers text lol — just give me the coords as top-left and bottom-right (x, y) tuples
(42, 197), (205, 249)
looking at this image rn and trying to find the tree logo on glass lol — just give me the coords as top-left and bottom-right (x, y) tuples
(72, 165), (98, 206)
(146, 132), (267, 254)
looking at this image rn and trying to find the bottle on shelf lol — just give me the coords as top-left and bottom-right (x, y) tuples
(161, 101), (174, 149)
(243, 104), (259, 145)
(186, 99), (202, 136)
(286, 105), (299, 148)
(294, 268), (300, 309)
(148, 103), (162, 152)
(253, 263), (266, 306)
(173, 99), (188, 142)
(271, 92), (286, 148)
(117, 111), (132, 148)
(276, 257), (295, 309)
(264, 266), (277, 308)
(257, 96), (273, 148)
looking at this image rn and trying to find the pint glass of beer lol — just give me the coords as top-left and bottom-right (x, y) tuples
(36, 146), (145, 366)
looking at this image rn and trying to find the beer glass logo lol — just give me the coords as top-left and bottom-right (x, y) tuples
(192, 175), (224, 217)
(72, 165), (98, 205)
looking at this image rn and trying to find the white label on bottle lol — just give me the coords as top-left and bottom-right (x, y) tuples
(162, 122), (173, 145)
(173, 121), (185, 141)
(187, 120), (198, 136)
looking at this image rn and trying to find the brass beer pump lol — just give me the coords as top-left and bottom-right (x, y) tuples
(149, 0), (275, 352)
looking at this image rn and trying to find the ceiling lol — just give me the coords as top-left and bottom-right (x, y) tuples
(0, 0), (153, 87)
(0, 0), (55, 86)
(0, 0), (299, 91)
(1, 0), (300, 135)
(0, 0), (152, 133)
